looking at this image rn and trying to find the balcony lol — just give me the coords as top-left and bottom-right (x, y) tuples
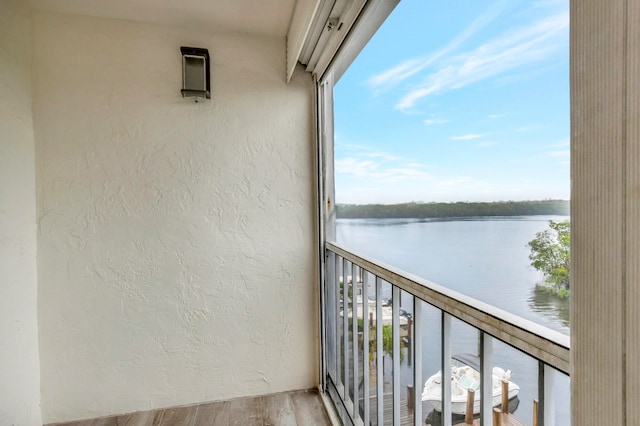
(2, 0), (639, 425)
(322, 242), (570, 426)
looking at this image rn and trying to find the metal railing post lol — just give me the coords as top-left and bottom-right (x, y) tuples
(352, 265), (359, 421)
(362, 270), (370, 426)
(538, 360), (545, 426)
(442, 312), (452, 426)
(481, 332), (493, 426)
(376, 277), (384, 426)
(413, 299), (423, 426)
(544, 363), (555, 426)
(393, 286), (401, 425)
(343, 257), (349, 405)
(334, 253), (342, 394)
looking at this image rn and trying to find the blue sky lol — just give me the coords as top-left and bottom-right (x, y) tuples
(334, 0), (569, 204)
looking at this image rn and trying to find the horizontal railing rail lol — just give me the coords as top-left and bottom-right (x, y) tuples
(323, 241), (570, 426)
(326, 241), (570, 373)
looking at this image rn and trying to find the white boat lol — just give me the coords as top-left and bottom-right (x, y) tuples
(421, 354), (520, 415)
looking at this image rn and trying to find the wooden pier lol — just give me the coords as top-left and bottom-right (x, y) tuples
(355, 340), (529, 426)
(451, 383), (530, 426)
(365, 379), (531, 426)
(363, 376), (413, 425)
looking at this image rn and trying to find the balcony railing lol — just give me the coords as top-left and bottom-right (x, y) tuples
(322, 242), (570, 426)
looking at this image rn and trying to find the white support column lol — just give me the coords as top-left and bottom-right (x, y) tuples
(571, 0), (640, 423)
(315, 74), (328, 395)
(626, 2), (640, 423)
(318, 73), (335, 243)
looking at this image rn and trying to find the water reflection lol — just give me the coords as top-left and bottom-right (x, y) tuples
(528, 286), (570, 328)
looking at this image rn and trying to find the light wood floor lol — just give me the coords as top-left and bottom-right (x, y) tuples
(50, 389), (334, 426)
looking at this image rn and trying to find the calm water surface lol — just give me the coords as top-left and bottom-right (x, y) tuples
(336, 216), (570, 425)
(337, 215), (570, 334)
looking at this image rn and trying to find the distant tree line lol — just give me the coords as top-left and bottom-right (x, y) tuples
(336, 200), (569, 219)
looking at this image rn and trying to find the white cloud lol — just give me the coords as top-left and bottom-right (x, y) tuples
(367, 58), (435, 94)
(366, 0), (508, 93)
(451, 133), (488, 141)
(392, 8), (568, 111)
(334, 143), (569, 203)
(424, 118), (449, 125)
(333, 143), (514, 203)
(335, 148), (432, 184)
(488, 113), (507, 119)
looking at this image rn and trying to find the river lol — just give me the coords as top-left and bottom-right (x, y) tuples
(336, 215), (570, 425)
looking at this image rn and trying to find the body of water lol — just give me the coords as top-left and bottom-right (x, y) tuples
(336, 215), (570, 425)
(337, 215), (570, 334)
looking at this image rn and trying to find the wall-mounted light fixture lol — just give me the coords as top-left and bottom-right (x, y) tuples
(181, 46), (210, 101)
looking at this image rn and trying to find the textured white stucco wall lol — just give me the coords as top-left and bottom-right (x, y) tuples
(33, 12), (317, 423)
(0, 1), (42, 425)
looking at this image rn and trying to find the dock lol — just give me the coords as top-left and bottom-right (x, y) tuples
(451, 384), (531, 426)
(451, 411), (527, 426)
(366, 379), (529, 426)
(364, 376), (412, 425)
(354, 329), (529, 426)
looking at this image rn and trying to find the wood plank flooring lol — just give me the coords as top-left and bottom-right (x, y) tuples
(50, 390), (333, 426)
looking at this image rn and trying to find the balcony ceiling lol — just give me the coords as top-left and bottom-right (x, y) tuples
(29, 0), (298, 37)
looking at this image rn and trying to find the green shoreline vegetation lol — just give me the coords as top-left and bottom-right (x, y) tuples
(336, 199), (569, 219)
(527, 220), (571, 299)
